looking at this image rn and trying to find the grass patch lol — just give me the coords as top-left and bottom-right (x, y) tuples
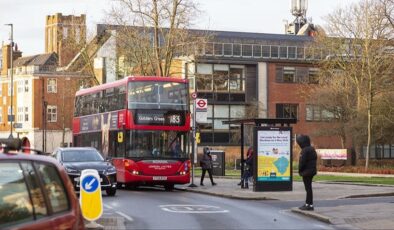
(310, 175), (394, 185)
(192, 168), (394, 185)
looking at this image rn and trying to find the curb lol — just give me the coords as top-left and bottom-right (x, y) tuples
(342, 192), (394, 199)
(316, 181), (394, 187)
(290, 208), (331, 224)
(176, 187), (277, 200)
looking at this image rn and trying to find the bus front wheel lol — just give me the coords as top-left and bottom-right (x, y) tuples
(164, 184), (174, 191)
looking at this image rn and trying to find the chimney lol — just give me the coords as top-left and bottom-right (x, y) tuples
(1, 44), (11, 76)
(1, 44), (22, 76)
(13, 43), (22, 60)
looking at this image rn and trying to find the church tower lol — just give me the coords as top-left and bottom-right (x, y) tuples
(45, 13), (86, 66)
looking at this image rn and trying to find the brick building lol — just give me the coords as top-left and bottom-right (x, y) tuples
(0, 13), (90, 153)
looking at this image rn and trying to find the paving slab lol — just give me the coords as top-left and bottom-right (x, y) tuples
(179, 177), (394, 230)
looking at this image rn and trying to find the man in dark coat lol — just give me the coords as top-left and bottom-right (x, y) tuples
(296, 135), (317, 211)
(200, 147), (217, 186)
(238, 147), (254, 188)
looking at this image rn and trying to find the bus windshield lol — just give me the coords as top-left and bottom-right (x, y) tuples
(126, 130), (187, 159)
(128, 81), (188, 110)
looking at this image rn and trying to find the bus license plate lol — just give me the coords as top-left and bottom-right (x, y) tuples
(153, 176), (167, 181)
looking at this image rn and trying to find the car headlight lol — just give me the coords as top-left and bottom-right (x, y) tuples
(65, 167), (80, 174)
(104, 167), (117, 175)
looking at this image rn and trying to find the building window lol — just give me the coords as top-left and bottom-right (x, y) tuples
(196, 64), (213, 91)
(306, 104), (335, 121)
(75, 27), (80, 43)
(25, 80), (29, 92)
(213, 65), (228, 92)
(17, 81), (23, 93)
(242, 44), (252, 57)
(199, 104), (247, 145)
(47, 105), (57, 122)
(7, 106), (14, 122)
(283, 67), (296, 83)
(195, 63), (245, 94)
(47, 79), (57, 93)
(229, 66), (244, 92)
(361, 144), (394, 159)
(276, 66), (318, 84)
(63, 27), (68, 40)
(0, 83), (2, 95)
(25, 107), (29, 122)
(17, 107), (23, 122)
(276, 104), (298, 119)
(0, 107), (2, 123)
(204, 43), (213, 55)
(233, 44), (241, 56)
(309, 68), (319, 84)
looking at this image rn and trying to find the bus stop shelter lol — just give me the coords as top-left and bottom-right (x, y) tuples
(222, 118), (297, 189)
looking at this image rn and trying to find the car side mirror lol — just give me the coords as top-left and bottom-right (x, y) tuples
(105, 157), (112, 162)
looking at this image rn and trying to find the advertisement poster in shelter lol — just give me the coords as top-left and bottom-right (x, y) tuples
(257, 129), (291, 181)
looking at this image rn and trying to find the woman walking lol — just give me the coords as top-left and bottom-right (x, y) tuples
(200, 147), (217, 186)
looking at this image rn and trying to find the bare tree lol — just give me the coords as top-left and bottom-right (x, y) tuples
(105, 0), (208, 77)
(306, 0), (394, 169)
(230, 99), (264, 146)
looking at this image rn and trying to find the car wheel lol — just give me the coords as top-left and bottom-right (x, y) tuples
(106, 187), (117, 196)
(164, 184), (174, 191)
(116, 182), (123, 189)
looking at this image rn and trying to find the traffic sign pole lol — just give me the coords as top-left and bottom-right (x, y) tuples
(189, 98), (197, 188)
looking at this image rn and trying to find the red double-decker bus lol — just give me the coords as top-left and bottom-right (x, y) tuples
(72, 76), (191, 190)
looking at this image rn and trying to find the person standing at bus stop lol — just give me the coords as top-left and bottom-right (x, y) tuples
(238, 146), (254, 189)
(200, 147), (217, 186)
(296, 134), (317, 211)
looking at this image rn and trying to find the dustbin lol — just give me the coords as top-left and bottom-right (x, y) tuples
(210, 150), (225, 176)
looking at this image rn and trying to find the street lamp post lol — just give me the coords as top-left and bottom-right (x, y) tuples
(5, 23), (14, 139)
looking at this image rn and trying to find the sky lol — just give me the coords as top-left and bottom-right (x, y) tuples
(0, 0), (359, 56)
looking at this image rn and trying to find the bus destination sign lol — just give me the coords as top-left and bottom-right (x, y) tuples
(134, 110), (185, 126)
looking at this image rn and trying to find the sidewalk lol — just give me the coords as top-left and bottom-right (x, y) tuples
(178, 177), (394, 229)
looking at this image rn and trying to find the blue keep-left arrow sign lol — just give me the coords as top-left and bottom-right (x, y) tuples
(82, 175), (99, 193)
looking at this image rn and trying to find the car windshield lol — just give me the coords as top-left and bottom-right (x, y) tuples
(62, 149), (104, 162)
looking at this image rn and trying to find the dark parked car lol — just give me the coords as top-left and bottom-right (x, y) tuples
(52, 147), (117, 196)
(0, 139), (85, 230)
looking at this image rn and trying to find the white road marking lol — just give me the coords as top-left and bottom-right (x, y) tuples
(313, 224), (334, 230)
(159, 204), (229, 213)
(103, 204), (133, 221)
(116, 211), (134, 221)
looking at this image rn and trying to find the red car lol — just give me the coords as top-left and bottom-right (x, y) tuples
(0, 147), (85, 229)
